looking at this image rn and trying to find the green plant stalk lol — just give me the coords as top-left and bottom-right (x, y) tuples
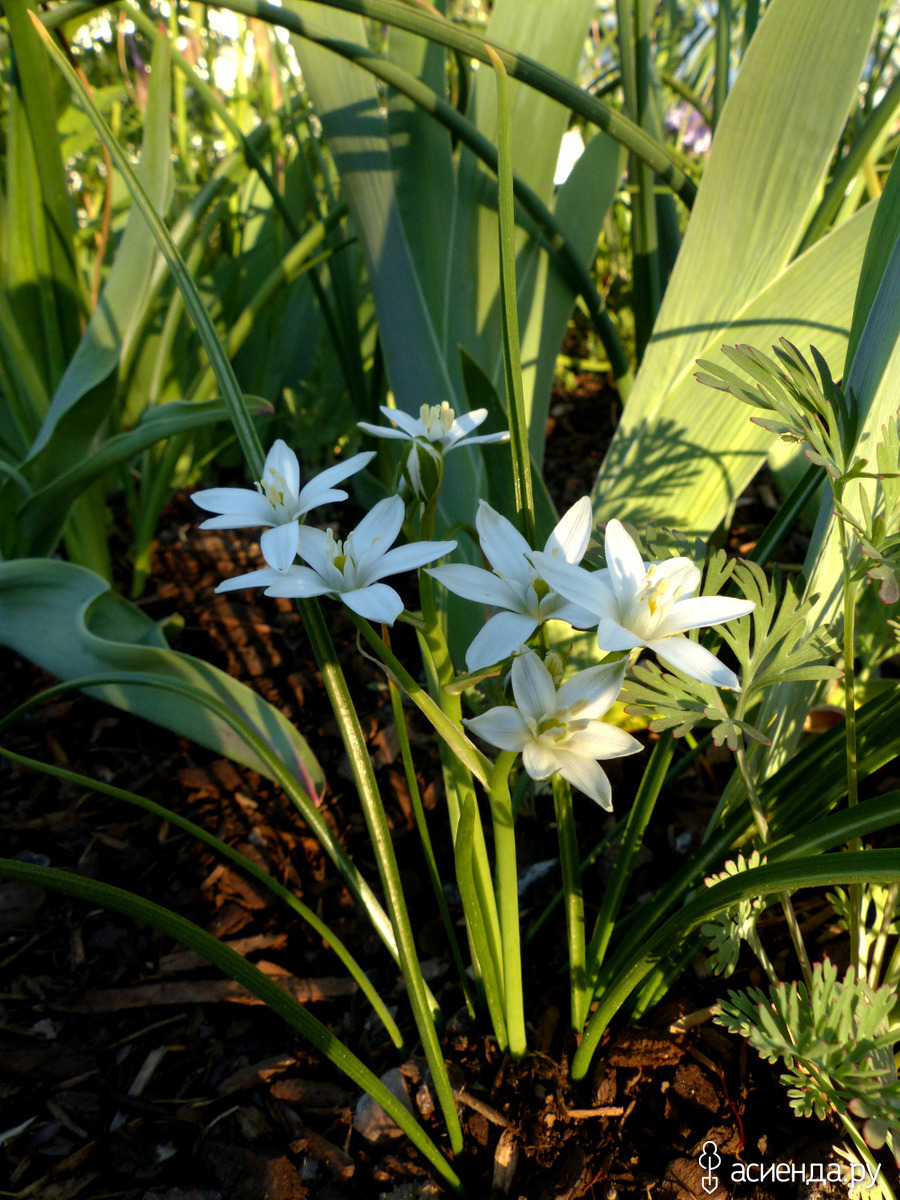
(418, 538), (505, 1006)
(0, 857), (463, 1194)
(350, 612), (492, 788)
(868, 880), (900, 988)
(0, 743), (405, 1049)
(488, 751), (526, 1058)
(524, 819), (622, 946)
(298, 598), (463, 1154)
(733, 738), (813, 990)
(385, 661), (477, 1016)
(837, 515), (863, 977)
(552, 774), (585, 1030)
(572, 849), (900, 1080)
(131, 433), (188, 596)
(580, 731), (674, 1027)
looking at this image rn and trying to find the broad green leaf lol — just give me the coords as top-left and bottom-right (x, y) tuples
(594, 203), (875, 534)
(25, 33), (173, 473)
(846, 149), (900, 373)
(0, 558), (323, 797)
(17, 400), (267, 556)
(287, 2), (457, 413)
(592, 0), (881, 534)
(385, 2), (454, 334)
(4, 0), (83, 383)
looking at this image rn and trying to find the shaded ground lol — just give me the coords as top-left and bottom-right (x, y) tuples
(1, 370), (895, 1199)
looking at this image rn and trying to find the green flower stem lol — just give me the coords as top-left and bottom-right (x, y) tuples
(349, 612), (492, 788)
(552, 775), (585, 1030)
(383, 638), (477, 1017)
(837, 516), (863, 977)
(0, 744), (405, 1050)
(298, 598), (464, 1155)
(580, 732), (674, 1027)
(488, 751), (526, 1058)
(733, 739), (813, 990)
(868, 881), (900, 988)
(524, 820), (623, 946)
(415, 575), (506, 1023)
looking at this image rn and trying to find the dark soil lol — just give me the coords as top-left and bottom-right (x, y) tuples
(1, 372), (896, 1199)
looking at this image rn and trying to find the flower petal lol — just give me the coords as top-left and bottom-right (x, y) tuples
(263, 567), (332, 598)
(465, 611), (538, 671)
(652, 556), (702, 596)
(193, 487), (273, 524)
(341, 583), (405, 625)
(427, 563), (521, 610)
(510, 649), (558, 723)
(356, 422), (410, 441)
(451, 409), (488, 437)
(449, 430), (510, 448)
(547, 598), (602, 629)
(565, 723), (642, 759)
(380, 407), (423, 438)
(369, 539), (457, 582)
(353, 495), (405, 559)
(215, 566), (291, 593)
(656, 595), (755, 636)
(596, 616), (646, 652)
(556, 659), (626, 717)
(476, 501), (533, 584)
(261, 521), (300, 571)
(265, 440), (300, 499)
(646, 635), (741, 690)
(297, 451), (375, 512)
(522, 740), (560, 781)
(464, 707), (531, 753)
(555, 752), (613, 810)
(544, 497), (593, 564)
(604, 519), (647, 602)
(530, 554), (616, 619)
(295, 525), (334, 578)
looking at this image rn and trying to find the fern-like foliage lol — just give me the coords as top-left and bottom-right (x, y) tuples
(701, 850), (771, 977)
(716, 960), (900, 1164)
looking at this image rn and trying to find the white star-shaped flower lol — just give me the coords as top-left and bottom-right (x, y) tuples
(193, 440), (374, 570)
(532, 519), (755, 690)
(217, 495), (456, 626)
(358, 402), (509, 453)
(464, 648), (641, 810)
(427, 498), (596, 671)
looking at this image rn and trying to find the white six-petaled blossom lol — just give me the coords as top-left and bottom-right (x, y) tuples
(427, 498), (596, 671)
(193, 439), (375, 571)
(531, 519), (755, 691)
(216, 495), (456, 626)
(464, 648), (641, 810)
(358, 402), (510, 454)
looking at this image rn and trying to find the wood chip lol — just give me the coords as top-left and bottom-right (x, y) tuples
(69, 971), (356, 1011)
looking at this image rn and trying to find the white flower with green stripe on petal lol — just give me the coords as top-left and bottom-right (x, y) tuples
(358, 402), (509, 453)
(531, 519), (755, 691)
(193, 439), (375, 571)
(427, 498), (597, 671)
(464, 648), (641, 810)
(217, 495), (456, 627)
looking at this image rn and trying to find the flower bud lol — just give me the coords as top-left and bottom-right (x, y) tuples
(398, 437), (445, 503)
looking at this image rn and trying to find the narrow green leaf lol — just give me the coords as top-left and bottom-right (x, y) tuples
(0, 858), (463, 1195)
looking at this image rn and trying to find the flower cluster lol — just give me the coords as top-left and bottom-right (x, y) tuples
(194, 440), (454, 625)
(196, 410), (754, 810)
